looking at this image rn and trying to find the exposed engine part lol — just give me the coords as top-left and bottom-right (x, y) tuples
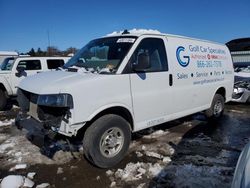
(234, 80), (250, 90)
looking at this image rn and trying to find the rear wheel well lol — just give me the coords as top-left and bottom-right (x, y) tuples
(215, 87), (226, 101)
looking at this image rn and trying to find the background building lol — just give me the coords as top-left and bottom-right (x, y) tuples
(226, 38), (250, 63)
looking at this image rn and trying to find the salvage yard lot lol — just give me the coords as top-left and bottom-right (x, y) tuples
(0, 103), (249, 188)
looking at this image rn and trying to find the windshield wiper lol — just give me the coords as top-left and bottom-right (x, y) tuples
(74, 61), (89, 71)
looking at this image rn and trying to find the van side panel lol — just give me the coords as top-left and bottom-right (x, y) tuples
(166, 36), (234, 116)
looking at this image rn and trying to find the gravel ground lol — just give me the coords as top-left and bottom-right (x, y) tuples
(0, 103), (249, 188)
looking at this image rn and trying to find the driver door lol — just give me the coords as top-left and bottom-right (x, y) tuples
(127, 37), (173, 131)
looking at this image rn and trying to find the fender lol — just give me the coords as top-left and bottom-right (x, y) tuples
(86, 103), (134, 123)
(0, 76), (13, 95)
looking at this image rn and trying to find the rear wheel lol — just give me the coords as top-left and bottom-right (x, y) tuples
(205, 94), (225, 120)
(0, 89), (7, 111)
(83, 114), (131, 168)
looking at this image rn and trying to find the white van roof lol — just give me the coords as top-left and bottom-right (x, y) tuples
(106, 29), (223, 46)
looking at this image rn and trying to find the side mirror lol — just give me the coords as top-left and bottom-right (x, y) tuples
(132, 52), (151, 72)
(15, 66), (25, 77)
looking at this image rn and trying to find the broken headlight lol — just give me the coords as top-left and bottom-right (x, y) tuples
(233, 88), (245, 94)
(37, 94), (73, 108)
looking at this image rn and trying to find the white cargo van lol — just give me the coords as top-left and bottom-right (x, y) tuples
(0, 56), (70, 110)
(16, 30), (234, 168)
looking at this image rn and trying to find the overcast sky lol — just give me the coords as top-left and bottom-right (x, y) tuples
(0, 0), (249, 53)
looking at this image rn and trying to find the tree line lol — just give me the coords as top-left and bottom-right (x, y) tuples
(20, 46), (78, 57)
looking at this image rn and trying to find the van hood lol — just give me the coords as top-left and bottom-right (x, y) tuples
(18, 70), (101, 94)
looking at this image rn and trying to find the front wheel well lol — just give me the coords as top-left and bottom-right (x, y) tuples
(77, 106), (134, 138)
(0, 83), (7, 92)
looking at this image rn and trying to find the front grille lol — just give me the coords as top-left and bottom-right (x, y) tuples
(30, 93), (38, 103)
(17, 89), (32, 111)
(18, 89), (68, 128)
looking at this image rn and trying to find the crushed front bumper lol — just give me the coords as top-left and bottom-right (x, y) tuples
(15, 112), (57, 147)
(232, 88), (250, 103)
(17, 88), (86, 137)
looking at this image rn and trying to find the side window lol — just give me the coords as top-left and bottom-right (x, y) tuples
(47, 59), (65, 69)
(17, 60), (41, 70)
(129, 38), (168, 72)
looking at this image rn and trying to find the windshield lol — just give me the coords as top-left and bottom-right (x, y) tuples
(63, 36), (137, 73)
(1, 57), (15, 71)
(234, 62), (250, 73)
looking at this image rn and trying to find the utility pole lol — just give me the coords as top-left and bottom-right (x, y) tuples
(47, 30), (51, 56)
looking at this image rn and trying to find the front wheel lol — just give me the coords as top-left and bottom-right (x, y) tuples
(83, 114), (131, 168)
(205, 94), (225, 120)
(0, 89), (7, 111)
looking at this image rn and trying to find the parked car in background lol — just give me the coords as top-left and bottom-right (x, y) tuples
(231, 142), (250, 188)
(0, 56), (70, 110)
(232, 62), (250, 103)
(0, 51), (18, 67)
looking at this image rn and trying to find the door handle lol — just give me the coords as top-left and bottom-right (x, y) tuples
(169, 74), (173, 86)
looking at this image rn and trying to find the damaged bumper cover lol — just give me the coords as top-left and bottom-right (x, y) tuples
(232, 81), (250, 103)
(16, 89), (85, 137)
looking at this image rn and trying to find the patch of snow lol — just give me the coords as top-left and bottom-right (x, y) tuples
(106, 170), (114, 176)
(143, 130), (169, 139)
(0, 142), (14, 153)
(169, 147), (175, 155)
(113, 162), (165, 182)
(36, 183), (50, 188)
(14, 152), (22, 157)
(145, 151), (163, 159)
(163, 157), (172, 164)
(9, 164), (27, 171)
(0, 134), (7, 142)
(141, 145), (146, 150)
(70, 166), (77, 169)
(96, 176), (100, 180)
(0, 119), (15, 127)
(27, 172), (36, 180)
(57, 167), (64, 174)
(23, 177), (34, 187)
(137, 167), (146, 175)
(135, 151), (143, 157)
(110, 181), (116, 187)
(115, 162), (145, 181)
(106, 28), (162, 36)
(17, 157), (22, 162)
(12, 105), (19, 109)
(6, 150), (13, 155)
(0, 175), (24, 188)
(137, 183), (146, 188)
(148, 163), (164, 177)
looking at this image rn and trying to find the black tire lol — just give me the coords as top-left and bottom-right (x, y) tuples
(83, 114), (131, 168)
(205, 94), (225, 120)
(0, 89), (7, 111)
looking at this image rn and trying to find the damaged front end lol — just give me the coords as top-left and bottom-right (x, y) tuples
(232, 80), (250, 103)
(16, 89), (83, 143)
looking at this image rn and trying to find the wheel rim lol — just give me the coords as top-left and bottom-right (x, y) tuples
(213, 100), (223, 117)
(99, 127), (124, 158)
